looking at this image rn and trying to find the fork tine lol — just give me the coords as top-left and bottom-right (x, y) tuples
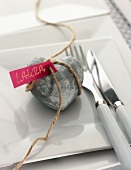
(65, 49), (68, 56)
(73, 45), (86, 69)
(74, 45), (84, 64)
(74, 46), (80, 60)
(65, 45), (87, 71)
(65, 47), (74, 57)
(69, 46), (73, 57)
(79, 45), (85, 63)
(79, 45), (88, 70)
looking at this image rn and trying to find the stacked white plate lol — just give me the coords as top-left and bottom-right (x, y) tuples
(0, 0), (130, 170)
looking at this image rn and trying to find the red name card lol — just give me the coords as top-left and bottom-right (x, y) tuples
(9, 61), (57, 88)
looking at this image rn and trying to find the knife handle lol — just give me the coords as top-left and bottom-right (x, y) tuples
(115, 101), (131, 142)
(97, 102), (131, 170)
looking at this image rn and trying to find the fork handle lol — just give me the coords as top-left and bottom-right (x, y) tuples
(115, 101), (131, 142)
(97, 102), (131, 170)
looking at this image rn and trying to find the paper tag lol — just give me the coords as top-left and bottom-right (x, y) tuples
(9, 61), (57, 88)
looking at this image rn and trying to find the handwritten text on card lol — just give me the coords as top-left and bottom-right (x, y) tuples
(9, 61), (57, 88)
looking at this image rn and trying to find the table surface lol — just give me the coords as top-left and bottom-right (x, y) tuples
(0, 0), (130, 170)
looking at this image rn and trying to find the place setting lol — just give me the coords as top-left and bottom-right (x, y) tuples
(0, 0), (131, 170)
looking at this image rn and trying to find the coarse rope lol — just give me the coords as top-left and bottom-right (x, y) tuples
(13, 0), (82, 169)
(13, 67), (62, 170)
(35, 0), (77, 60)
(26, 59), (82, 95)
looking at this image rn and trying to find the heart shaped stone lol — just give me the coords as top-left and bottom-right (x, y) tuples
(28, 56), (83, 110)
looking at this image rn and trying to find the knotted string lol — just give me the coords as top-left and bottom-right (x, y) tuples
(13, 1), (82, 169)
(13, 67), (62, 170)
(26, 59), (82, 95)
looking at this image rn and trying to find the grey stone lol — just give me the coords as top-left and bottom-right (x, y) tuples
(28, 56), (83, 110)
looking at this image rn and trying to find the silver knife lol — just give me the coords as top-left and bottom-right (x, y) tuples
(66, 46), (131, 170)
(87, 50), (131, 142)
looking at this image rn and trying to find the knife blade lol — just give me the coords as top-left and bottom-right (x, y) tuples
(87, 50), (131, 142)
(65, 46), (131, 170)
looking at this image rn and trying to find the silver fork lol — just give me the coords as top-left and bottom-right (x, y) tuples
(65, 45), (131, 170)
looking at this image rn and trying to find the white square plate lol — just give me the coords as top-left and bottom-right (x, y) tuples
(0, 37), (131, 167)
(1, 149), (120, 170)
(1, 15), (131, 79)
(0, 0), (109, 36)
